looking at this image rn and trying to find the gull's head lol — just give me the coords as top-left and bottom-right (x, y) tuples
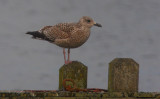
(79, 16), (102, 28)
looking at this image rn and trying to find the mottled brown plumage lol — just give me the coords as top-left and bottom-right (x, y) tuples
(26, 16), (102, 64)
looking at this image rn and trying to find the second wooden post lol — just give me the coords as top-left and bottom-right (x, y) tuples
(108, 58), (139, 92)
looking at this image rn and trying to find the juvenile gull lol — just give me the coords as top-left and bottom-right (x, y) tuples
(26, 16), (102, 64)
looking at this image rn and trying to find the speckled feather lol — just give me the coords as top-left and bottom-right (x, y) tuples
(27, 16), (101, 48)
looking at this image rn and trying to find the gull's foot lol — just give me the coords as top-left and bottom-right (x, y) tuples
(65, 61), (72, 65)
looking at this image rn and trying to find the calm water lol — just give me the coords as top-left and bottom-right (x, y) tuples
(0, 0), (160, 92)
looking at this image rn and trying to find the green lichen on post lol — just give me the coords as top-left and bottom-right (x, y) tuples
(59, 61), (88, 90)
(108, 58), (139, 92)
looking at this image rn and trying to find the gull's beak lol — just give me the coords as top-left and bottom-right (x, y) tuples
(94, 22), (102, 27)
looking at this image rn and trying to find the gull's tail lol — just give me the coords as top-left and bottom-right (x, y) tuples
(26, 31), (42, 38)
(26, 31), (53, 42)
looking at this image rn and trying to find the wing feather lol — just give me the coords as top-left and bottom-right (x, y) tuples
(40, 23), (75, 41)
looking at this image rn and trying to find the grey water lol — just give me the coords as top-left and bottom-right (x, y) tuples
(0, 0), (160, 92)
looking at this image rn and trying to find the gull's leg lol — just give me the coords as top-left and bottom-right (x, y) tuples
(67, 48), (72, 64)
(63, 48), (67, 64)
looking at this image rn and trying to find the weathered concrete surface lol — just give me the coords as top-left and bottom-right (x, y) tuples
(0, 91), (160, 99)
(59, 61), (88, 90)
(108, 58), (139, 92)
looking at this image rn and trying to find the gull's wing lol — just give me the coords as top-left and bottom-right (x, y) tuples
(41, 23), (76, 41)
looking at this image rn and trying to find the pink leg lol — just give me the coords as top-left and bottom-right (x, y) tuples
(63, 48), (67, 64)
(67, 48), (72, 64)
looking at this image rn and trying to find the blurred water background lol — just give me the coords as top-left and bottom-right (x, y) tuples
(0, 0), (160, 92)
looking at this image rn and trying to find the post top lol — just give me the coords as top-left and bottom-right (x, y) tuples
(60, 61), (87, 70)
(109, 58), (139, 66)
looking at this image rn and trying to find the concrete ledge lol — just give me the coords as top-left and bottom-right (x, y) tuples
(0, 91), (160, 99)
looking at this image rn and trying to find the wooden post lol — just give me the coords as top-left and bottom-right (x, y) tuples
(108, 58), (139, 92)
(59, 61), (88, 90)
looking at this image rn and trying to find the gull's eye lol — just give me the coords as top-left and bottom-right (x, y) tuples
(86, 19), (91, 23)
